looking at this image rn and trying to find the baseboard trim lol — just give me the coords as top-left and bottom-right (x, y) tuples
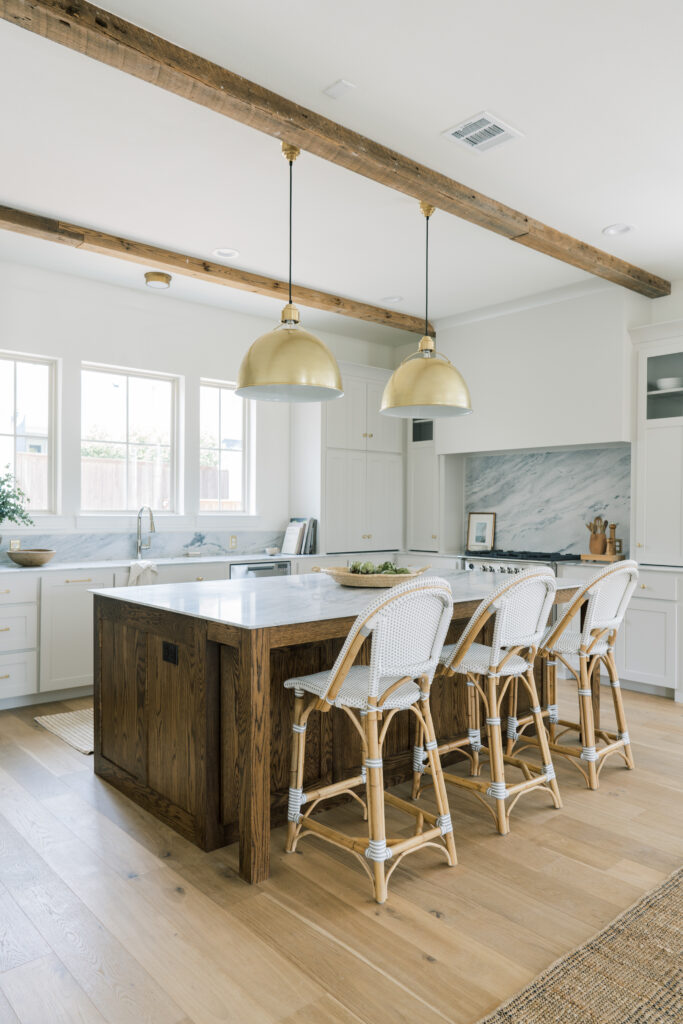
(0, 686), (93, 711)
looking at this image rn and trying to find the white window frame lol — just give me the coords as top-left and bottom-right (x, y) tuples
(0, 350), (57, 515)
(80, 362), (180, 515)
(199, 378), (252, 516)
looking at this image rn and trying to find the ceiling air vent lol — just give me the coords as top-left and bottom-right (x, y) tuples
(442, 111), (523, 153)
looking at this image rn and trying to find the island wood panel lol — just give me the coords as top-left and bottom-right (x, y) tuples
(98, 615), (147, 783)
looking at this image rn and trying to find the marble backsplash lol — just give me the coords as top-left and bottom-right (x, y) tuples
(0, 529), (286, 565)
(465, 445), (631, 555)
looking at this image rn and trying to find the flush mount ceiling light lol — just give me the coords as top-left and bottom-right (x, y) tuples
(236, 143), (343, 403)
(381, 296), (403, 305)
(602, 223), (634, 236)
(381, 203), (472, 419)
(323, 79), (356, 100)
(212, 247), (240, 259)
(144, 271), (171, 289)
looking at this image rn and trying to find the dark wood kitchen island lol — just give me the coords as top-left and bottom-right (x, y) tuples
(93, 570), (582, 884)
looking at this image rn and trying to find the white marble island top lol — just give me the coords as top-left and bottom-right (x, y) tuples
(92, 569), (583, 631)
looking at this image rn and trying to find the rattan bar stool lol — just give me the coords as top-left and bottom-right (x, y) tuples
(413, 568), (561, 836)
(507, 561), (639, 790)
(283, 576), (457, 904)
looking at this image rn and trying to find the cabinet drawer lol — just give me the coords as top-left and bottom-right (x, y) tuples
(0, 575), (38, 604)
(0, 605), (37, 652)
(0, 651), (37, 699)
(636, 571), (678, 601)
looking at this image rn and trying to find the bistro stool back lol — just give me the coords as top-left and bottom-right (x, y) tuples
(414, 568), (560, 835)
(283, 575), (456, 904)
(508, 560), (638, 789)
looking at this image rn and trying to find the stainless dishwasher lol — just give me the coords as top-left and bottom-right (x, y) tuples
(228, 560), (291, 580)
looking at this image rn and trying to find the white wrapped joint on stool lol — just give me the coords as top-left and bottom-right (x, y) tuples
(283, 575), (458, 904)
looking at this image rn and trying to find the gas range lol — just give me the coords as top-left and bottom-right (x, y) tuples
(464, 550), (577, 574)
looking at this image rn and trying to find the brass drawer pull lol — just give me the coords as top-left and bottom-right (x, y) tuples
(368, 433), (374, 438)
(196, 577), (205, 581)
(0, 589), (9, 595)
(65, 578), (93, 584)
(0, 627), (10, 632)
(640, 584), (648, 589)
(0, 673), (9, 679)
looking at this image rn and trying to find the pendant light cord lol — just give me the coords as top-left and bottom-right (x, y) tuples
(425, 212), (430, 337)
(288, 158), (293, 305)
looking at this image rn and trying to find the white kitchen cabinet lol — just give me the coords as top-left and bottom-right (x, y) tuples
(154, 562), (228, 585)
(325, 376), (367, 450)
(0, 651), (37, 700)
(366, 452), (403, 550)
(40, 568), (114, 692)
(406, 442), (440, 552)
(365, 381), (403, 453)
(325, 449), (398, 552)
(0, 605), (37, 653)
(620, 598), (677, 690)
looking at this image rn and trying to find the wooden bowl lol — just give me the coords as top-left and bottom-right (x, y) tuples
(7, 549), (56, 567)
(314, 565), (429, 588)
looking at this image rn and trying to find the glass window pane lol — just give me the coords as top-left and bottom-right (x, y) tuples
(199, 449), (219, 512)
(82, 370), (127, 442)
(200, 385), (219, 449)
(0, 360), (14, 435)
(0, 436), (14, 476)
(81, 440), (126, 511)
(128, 443), (172, 512)
(220, 450), (243, 510)
(128, 376), (172, 446)
(16, 437), (49, 511)
(220, 388), (243, 450)
(16, 361), (49, 436)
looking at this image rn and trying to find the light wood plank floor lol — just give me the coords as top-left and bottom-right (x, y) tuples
(0, 684), (681, 1024)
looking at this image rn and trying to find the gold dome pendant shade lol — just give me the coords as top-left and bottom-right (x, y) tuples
(380, 203), (472, 419)
(236, 144), (343, 403)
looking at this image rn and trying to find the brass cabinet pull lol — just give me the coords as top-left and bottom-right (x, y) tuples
(196, 576), (205, 581)
(0, 589), (9, 595)
(637, 542), (643, 548)
(0, 627), (9, 632)
(368, 433), (374, 438)
(640, 583), (647, 589)
(0, 673), (9, 679)
(65, 578), (92, 584)
(431, 534), (438, 539)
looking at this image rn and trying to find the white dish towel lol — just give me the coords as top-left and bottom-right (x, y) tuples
(128, 560), (159, 586)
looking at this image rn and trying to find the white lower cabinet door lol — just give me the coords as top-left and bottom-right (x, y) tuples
(325, 449), (367, 552)
(0, 605), (37, 652)
(0, 651), (37, 700)
(366, 452), (404, 551)
(407, 444), (439, 552)
(620, 597), (677, 690)
(40, 569), (115, 692)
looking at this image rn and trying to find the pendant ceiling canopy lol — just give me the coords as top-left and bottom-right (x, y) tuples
(236, 144), (343, 403)
(381, 203), (472, 419)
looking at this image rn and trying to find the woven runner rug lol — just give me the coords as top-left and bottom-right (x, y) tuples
(34, 707), (94, 754)
(477, 867), (682, 1023)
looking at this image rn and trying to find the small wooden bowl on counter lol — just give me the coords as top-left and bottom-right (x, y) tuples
(312, 565), (429, 588)
(7, 549), (56, 567)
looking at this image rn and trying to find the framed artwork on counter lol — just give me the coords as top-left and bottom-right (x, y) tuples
(467, 512), (496, 551)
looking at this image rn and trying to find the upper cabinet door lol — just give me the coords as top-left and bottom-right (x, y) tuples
(326, 377), (367, 450)
(365, 381), (403, 453)
(407, 444), (439, 552)
(636, 423), (683, 565)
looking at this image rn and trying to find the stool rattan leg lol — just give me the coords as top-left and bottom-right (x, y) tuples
(364, 706), (389, 904)
(605, 650), (635, 770)
(485, 675), (509, 836)
(578, 654), (599, 790)
(521, 670), (562, 810)
(286, 689), (309, 853)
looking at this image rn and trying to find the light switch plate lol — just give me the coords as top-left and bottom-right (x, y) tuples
(230, 535), (237, 549)
(8, 539), (21, 552)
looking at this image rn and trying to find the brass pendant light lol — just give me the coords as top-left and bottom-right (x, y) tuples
(236, 143), (343, 403)
(380, 203), (472, 418)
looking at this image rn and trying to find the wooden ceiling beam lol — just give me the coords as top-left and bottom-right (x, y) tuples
(0, 204), (432, 335)
(0, 0), (671, 299)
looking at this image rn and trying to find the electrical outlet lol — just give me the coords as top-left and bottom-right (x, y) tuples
(230, 535), (237, 549)
(8, 539), (21, 552)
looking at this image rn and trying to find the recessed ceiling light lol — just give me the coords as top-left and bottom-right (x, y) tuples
(212, 247), (240, 260)
(323, 79), (356, 100)
(381, 295), (403, 304)
(601, 223), (634, 236)
(144, 271), (171, 289)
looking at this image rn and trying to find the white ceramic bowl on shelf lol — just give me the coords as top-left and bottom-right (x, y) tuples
(264, 546), (280, 556)
(655, 376), (683, 390)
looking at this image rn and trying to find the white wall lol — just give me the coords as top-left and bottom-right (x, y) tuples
(431, 284), (652, 455)
(0, 260), (396, 532)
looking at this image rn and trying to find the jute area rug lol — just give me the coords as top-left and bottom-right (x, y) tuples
(34, 707), (94, 754)
(477, 867), (682, 1023)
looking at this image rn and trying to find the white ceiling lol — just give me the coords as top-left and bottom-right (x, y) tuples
(1, 0), (682, 342)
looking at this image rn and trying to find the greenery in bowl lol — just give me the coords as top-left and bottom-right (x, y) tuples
(0, 467), (33, 527)
(349, 560), (411, 575)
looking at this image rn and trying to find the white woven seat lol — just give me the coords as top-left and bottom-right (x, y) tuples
(440, 641), (530, 676)
(283, 576), (457, 904)
(284, 666), (421, 710)
(541, 627), (609, 657)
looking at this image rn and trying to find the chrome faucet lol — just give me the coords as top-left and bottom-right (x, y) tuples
(136, 506), (156, 559)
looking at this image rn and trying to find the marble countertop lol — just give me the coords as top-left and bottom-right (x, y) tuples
(0, 552), (317, 575)
(92, 569), (584, 631)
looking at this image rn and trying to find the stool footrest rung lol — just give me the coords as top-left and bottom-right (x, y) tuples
(303, 773), (365, 804)
(384, 790), (438, 824)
